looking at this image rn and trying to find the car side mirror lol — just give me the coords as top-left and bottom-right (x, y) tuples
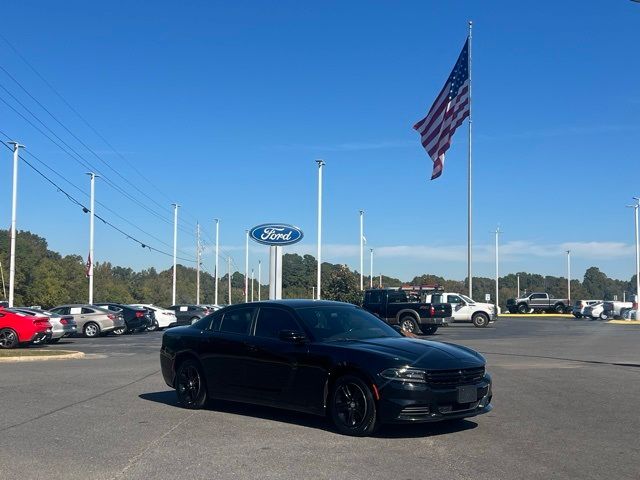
(279, 330), (307, 343)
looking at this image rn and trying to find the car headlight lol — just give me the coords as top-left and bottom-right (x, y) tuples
(380, 367), (426, 383)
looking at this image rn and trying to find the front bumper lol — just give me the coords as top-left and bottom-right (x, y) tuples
(377, 374), (492, 423)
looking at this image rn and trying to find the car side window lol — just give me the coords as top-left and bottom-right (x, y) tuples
(70, 307), (82, 315)
(367, 291), (383, 304)
(388, 293), (403, 303)
(255, 308), (301, 339)
(530, 294), (546, 300)
(447, 295), (463, 304)
(219, 307), (255, 335)
(81, 307), (95, 314)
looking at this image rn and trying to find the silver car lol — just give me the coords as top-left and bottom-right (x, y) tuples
(8, 307), (77, 343)
(50, 304), (125, 338)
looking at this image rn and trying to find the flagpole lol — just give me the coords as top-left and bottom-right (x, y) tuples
(467, 20), (473, 299)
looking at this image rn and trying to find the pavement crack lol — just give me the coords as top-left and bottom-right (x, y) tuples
(0, 369), (160, 433)
(109, 412), (195, 480)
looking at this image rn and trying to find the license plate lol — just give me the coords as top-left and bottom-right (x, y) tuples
(457, 385), (477, 403)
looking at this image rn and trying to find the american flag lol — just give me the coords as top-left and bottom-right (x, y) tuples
(413, 39), (470, 180)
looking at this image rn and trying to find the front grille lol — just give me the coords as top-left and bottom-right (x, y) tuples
(424, 366), (485, 386)
(398, 405), (430, 419)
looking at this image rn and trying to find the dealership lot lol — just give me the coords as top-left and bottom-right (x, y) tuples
(1, 318), (639, 480)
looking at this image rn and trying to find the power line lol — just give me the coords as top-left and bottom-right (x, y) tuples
(0, 139), (196, 263)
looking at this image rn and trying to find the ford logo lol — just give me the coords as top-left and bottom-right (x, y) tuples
(249, 223), (304, 246)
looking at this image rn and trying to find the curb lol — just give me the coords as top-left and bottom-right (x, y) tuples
(499, 314), (574, 318)
(0, 350), (85, 363)
(607, 320), (640, 325)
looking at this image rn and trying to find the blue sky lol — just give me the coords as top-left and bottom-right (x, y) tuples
(0, 0), (638, 285)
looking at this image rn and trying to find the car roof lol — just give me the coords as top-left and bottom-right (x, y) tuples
(238, 299), (354, 309)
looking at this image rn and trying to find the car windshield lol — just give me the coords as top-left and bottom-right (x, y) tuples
(460, 295), (474, 303)
(296, 305), (401, 342)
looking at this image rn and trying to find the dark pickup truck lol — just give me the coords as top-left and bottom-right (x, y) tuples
(362, 288), (452, 335)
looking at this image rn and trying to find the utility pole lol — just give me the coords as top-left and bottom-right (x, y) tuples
(316, 160), (324, 300)
(628, 198), (640, 308)
(171, 203), (179, 305)
(227, 256), (232, 305)
(7, 141), (23, 308)
(196, 222), (201, 305)
(258, 260), (261, 301)
(245, 229), (249, 303)
(312, 286), (316, 299)
(379, 273), (382, 288)
(493, 226), (501, 313)
(370, 248), (374, 288)
(516, 274), (520, 298)
(251, 268), (254, 302)
(214, 219), (219, 305)
(566, 250), (571, 302)
(360, 210), (364, 291)
(86, 172), (97, 304)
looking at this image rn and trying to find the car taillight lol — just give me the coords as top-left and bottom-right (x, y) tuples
(430, 306), (435, 316)
(108, 313), (115, 320)
(60, 318), (68, 325)
(135, 311), (144, 317)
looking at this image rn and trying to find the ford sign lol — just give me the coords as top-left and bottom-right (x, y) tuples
(249, 224), (304, 246)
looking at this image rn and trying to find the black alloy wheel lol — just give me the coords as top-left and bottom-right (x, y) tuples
(176, 359), (207, 409)
(146, 321), (159, 332)
(0, 328), (19, 349)
(517, 303), (528, 314)
(330, 375), (377, 436)
(554, 304), (564, 314)
(399, 316), (419, 334)
(420, 325), (438, 335)
(472, 312), (489, 328)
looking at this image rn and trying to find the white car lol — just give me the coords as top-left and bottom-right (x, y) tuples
(425, 292), (496, 327)
(130, 304), (177, 330)
(583, 302), (604, 319)
(572, 300), (600, 318)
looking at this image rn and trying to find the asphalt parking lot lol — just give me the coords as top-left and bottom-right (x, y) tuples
(1, 317), (639, 480)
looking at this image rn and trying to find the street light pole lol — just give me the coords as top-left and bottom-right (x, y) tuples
(360, 210), (364, 291)
(516, 274), (520, 298)
(493, 226), (501, 312)
(629, 199), (640, 308)
(370, 248), (374, 288)
(7, 141), (23, 308)
(251, 268), (254, 302)
(227, 256), (232, 305)
(214, 218), (219, 305)
(258, 260), (261, 301)
(316, 160), (324, 300)
(245, 229), (249, 303)
(196, 222), (201, 305)
(171, 203), (179, 305)
(86, 173), (97, 304)
(566, 250), (571, 303)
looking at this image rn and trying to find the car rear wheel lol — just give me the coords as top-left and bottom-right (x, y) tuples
(419, 325), (438, 335)
(399, 316), (419, 334)
(472, 312), (489, 328)
(83, 322), (101, 338)
(112, 327), (125, 335)
(554, 304), (565, 314)
(330, 375), (377, 437)
(146, 321), (159, 332)
(0, 328), (19, 349)
(176, 359), (207, 409)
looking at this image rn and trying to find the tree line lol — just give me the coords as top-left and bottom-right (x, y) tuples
(0, 230), (636, 308)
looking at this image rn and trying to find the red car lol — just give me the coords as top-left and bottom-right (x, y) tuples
(0, 308), (52, 349)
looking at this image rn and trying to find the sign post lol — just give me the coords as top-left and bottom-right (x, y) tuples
(249, 223), (304, 301)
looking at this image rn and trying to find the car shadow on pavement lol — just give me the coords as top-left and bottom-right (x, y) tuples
(139, 391), (477, 438)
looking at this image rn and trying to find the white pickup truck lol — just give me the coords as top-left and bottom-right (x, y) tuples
(424, 292), (497, 327)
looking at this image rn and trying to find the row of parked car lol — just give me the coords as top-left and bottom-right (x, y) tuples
(0, 302), (222, 349)
(572, 300), (638, 320)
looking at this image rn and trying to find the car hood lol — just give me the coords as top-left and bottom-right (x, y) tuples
(323, 337), (485, 369)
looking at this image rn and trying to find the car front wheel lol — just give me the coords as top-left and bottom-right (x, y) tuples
(0, 328), (19, 349)
(472, 312), (489, 327)
(419, 325), (438, 335)
(330, 375), (377, 437)
(176, 359), (207, 409)
(83, 322), (101, 338)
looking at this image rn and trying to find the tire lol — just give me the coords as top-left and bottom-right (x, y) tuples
(472, 312), (489, 328)
(574, 313), (582, 318)
(189, 316), (199, 325)
(32, 335), (47, 345)
(83, 322), (101, 338)
(517, 303), (528, 314)
(599, 312), (609, 321)
(0, 328), (19, 349)
(399, 316), (419, 335)
(146, 321), (159, 332)
(112, 327), (125, 335)
(175, 359), (208, 409)
(329, 375), (378, 437)
(554, 304), (565, 314)
(419, 325), (438, 335)
(48, 337), (61, 344)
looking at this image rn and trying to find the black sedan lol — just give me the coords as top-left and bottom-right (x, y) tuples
(95, 303), (150, 333)
(160, 300), (492, 436)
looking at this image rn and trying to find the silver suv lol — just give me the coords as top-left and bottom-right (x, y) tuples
(50, 304), (125, 338)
